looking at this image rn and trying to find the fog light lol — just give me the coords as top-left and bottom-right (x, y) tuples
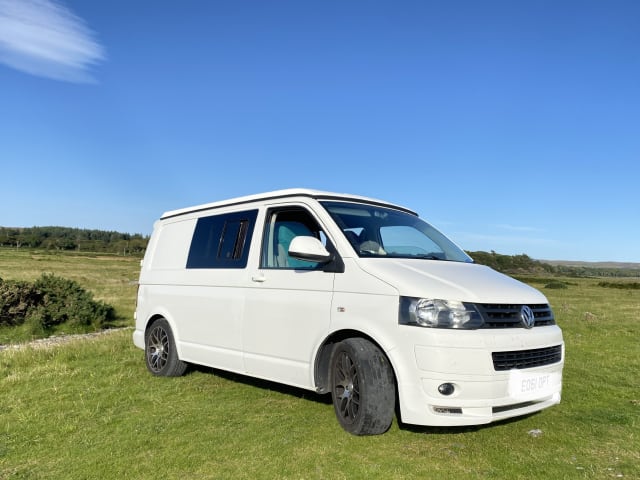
(438, 383), (455, 396)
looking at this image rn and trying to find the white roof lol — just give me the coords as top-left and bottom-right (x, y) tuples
(161, 188), (415, 219)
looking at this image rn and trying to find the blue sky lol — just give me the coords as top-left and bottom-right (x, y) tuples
(1, 0), (638, 262)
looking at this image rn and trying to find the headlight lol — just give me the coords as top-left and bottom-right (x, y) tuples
(399, 297), (484, 329)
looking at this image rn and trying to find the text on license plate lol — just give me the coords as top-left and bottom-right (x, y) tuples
(508, 371), (560, 399)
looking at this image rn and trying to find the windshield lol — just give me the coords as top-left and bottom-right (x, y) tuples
(321, 201), (472, 263)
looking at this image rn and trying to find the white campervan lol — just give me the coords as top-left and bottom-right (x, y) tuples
(134, 189), (564, 435)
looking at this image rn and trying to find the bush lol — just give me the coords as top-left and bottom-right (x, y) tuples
(544, 280), (569, 289)
(0, 274), (115, 334)
(597, 281), (640, 290)
(0, 278), (43, 326)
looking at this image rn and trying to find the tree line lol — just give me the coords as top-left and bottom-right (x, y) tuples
(467, 251), (555, 274)
(0, 226), (148, 255)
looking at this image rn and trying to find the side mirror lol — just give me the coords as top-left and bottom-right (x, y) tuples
(288, 236), (332, 263)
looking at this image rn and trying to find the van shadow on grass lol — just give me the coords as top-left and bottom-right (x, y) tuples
(188, 363), (540, 435)
(188, 364), (333, 406)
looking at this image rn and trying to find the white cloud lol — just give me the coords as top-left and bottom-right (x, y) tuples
(0, 0), (105, 83)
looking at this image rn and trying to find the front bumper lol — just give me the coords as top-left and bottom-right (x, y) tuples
(394, 326), (564, 427)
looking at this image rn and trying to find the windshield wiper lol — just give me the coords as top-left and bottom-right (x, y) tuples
(413, 254), (448, 260)
(386, 253), (447, 260)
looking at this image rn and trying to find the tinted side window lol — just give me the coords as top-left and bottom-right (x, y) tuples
(187, 209), (257, 269)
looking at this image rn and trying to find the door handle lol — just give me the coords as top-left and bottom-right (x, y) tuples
(251, 274), (266, 283)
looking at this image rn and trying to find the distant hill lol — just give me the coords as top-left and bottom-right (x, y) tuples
(543, 260), (640, 270)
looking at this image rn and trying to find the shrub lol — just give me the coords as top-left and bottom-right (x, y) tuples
(0, 278), (41, 326)
(544, 280), (569, 289)
(597, 281), (640, 290)
(0, 274), (115, 334)
(33, 274), (115, 329)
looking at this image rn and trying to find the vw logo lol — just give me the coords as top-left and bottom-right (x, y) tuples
(520, 305), (535, 329)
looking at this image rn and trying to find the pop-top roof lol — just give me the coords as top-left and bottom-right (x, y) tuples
(161, 188), (416, 220)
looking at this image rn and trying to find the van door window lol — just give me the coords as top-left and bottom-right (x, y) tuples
(261, 208), (326, 269)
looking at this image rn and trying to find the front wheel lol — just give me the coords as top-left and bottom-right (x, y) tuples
(330, 338), (395, 435)
(145, 318), (188, 377)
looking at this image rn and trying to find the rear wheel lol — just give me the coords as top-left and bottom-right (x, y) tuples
(145, 318), (188, 377)
(330, 338), (395, 435)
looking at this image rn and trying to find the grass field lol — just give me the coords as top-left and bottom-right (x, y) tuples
(1, 249), (639, 479)
(0, 248), (139, 343)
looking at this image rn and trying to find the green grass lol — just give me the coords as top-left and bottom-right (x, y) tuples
(1, 251), (639, 478)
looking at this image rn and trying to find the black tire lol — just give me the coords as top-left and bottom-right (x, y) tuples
(145, 318), (188, 377)
(330, 338), (395, 435)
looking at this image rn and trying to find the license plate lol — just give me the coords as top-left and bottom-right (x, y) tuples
(508, 370), (560, 399)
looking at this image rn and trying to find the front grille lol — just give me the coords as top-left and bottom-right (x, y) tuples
(477, 303), (555, 328)
(492, 345), (562, 371)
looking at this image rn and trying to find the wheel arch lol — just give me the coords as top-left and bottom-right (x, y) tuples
(142, 310), (182, 353)
(144, 313), (166, 338)
(314, 329), (397, 394)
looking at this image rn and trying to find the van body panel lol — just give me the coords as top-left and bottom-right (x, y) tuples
(326, 259), (401, 354)
(146, 219), (195, 271)
(332, 257), (397, 296)
(243, 269), (334, 388)
(357, 258), (546, 304)
(137, 282), (246, 372)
